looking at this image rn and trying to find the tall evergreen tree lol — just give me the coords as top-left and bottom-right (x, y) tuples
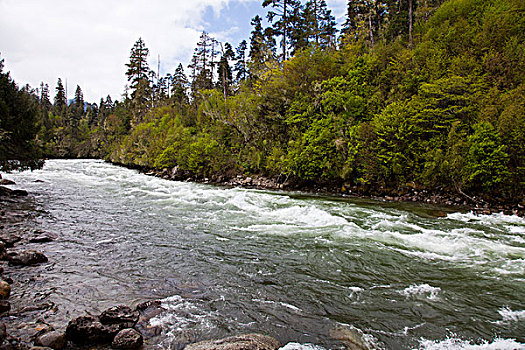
(263, 0), (302, 61)
(54, 78), (67, 113)
(217, 43), (235, 99)
(171, 63), (189, 104)
(249, 15), (266, 68)
(188, 32), (216, 97)
(126, 38), (152, 122)
(234, 40), (248, 83)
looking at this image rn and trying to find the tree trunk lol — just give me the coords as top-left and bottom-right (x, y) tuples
(369, 14), (374, 48)
(408, 0), (413, 48)
(283, 0), (287, 61)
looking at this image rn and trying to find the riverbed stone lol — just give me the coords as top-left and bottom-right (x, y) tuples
(34, 331), (66, 350)
(0, 186), (28, 197)
(0, 243), (6, 260)
(0, 281), (10, 299)
(100, 305), (139, 328)
(134, 301), (164, 338)
(29, 232), (58, 244)
(65, 315), (120, 345)
(0, 234), (22, 248)
(0, 323), (6, 344)
(0, 301), (9, 314)
(184, 334), (280, 350)
(8, 250), (48, 266)
(111, 329), (143, 349)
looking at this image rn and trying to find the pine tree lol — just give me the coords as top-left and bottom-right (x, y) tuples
(217, 43), (235, 99)
(188, 32), (216, 98)
(171, 63), (189, 104)
(234, 40), (248, 83)
(39, 82), (52, 111)
(73, 85), (84, 115)
(54, 78), (67, 113)
(249, 15), (266, 67)
(263, 0), (302, 61)
(125, 38), (151, 122)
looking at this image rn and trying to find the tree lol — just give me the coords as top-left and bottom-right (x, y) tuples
(54, 78), (67, 113)
(188, 32), (217, 98)
(72, 85), (84, 120)
(171, 63), (189, 104)
(217, 43), (235, 99)
(263, 0), (301, 61)
(0, 55), (43, 171)
(342, 0), (387, 47)
(234, 40), (248, 83)
(126, 38), (152, 122)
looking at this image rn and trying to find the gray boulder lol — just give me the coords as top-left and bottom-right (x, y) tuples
(184, 334), (280, 350)
(111, 329), (143, 349)
(8, 250), (48, 266)
(34, 331), (66, 350)
(100, 305), (139, 328)
(65, 315), (120, 345)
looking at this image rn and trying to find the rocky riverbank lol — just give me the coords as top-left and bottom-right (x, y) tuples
(138, 166), (525, 217)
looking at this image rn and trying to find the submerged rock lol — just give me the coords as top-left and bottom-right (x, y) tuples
(0, 281), (10, 299)
(0, 186), (28, 197)
(0, 243), (6, 260)
(0, 234), (22, 248)
(0, 180), (15, 186)
(65, 315), (120, 345)
(29, 233), (58, 244)
(0, 301), (10, 314)
(184, 334), (280, 350)
(8, 250), (48, 266)
(34, 331), (66, 350)
(111, 329), (143, 349)
(0, 322), (6, 344)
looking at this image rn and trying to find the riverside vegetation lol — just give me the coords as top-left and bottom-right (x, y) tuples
(1, 0), (524, 209)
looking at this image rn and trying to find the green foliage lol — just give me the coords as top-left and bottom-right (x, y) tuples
(0, 58), (43, 171)
(464, 121), (511, 196)
(34, 0), (524, 204)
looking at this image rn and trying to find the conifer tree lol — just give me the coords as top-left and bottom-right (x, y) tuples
(234, 40), (248, 83)
(171, 63), (189, 104)
(125, 38), (152, 122)
(217, 43), (235, 99)
(54, 78), (67, 113)
(263, 0), (302, 61)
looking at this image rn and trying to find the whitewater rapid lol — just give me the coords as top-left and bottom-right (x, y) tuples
(6, 159), (525, 349)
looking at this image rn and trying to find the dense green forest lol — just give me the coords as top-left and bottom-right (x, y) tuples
(1, 0), (524, 204)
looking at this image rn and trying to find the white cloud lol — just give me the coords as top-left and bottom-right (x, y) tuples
(0, 0), (258, 102)
(0, 0), (347, 102)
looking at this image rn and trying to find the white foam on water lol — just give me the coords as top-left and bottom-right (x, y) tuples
(497, 307), (525, 323)
(417, 336), (524, 350)
(149, 295), (215, 333)
(279, 343), (326, 350)
(401, 284), (441, 300)
(348, 286), (364, 299)
(251, 298), (302, 313)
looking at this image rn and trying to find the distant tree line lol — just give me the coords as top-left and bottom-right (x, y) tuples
(1, 0), (523, 205)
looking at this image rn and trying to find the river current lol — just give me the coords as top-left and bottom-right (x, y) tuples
(6, 159), (525, 349)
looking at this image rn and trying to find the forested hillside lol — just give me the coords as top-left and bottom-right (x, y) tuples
(3, 0), (524, 204)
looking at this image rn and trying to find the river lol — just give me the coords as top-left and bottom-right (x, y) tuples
(5, 159), (525, 349)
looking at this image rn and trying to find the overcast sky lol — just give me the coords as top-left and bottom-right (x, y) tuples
(0, 0), (347, 102)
